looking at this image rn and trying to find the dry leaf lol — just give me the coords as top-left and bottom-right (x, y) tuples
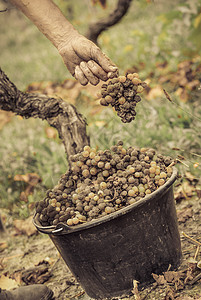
(146, 86), (163, 100)
(164, 271), (176, 283)
(14, 173), (42, 202)
(13, 216), (37, 236)
(175, 181), (195, 201)
(10, 270), (23, 285)
(196, 189), (201, 199)
(131, 280), (141, 300)
(0, 241), (8, 252)
(185, 172), (197, 183)
(177, 207), (193, 223)
(175, 88), (188, 103)
(89, 120), (106, 127)
(45, 127), (57, 139)
(0, 274), (18, 290)
(186, 80), (200, 91)
(152, 273), (167, 285)
(21, 261), (52, 284)
(164, 285), (175, 300)
(26, 79), (100, 107)
(14, 173), (41, 186)
(0, 110), (13, 130)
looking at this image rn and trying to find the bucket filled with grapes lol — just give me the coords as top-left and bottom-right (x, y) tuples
(33, 141), (181, 299)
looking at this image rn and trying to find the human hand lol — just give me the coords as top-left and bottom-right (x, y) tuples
(58, 33), (118, 85)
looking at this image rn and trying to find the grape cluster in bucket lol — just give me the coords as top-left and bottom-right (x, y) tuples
(35, 141), (174, 227)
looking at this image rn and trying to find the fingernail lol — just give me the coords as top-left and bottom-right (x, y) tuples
(109, 66), (118, 71)
(80, 61), (87, 68)
(108, 71), (118, 79)
(88, 60), (94, 67)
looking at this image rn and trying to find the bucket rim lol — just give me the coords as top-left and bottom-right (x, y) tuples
(33, 167), (177, 235)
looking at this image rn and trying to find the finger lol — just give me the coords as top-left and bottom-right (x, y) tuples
(59, 47), (81, 76)
(80, 61), (100, 86)
(90, 46), (118, 74)
(74, 65), (88, 86)
(87, 60), (108, 81)
(108, 69), (119, 79)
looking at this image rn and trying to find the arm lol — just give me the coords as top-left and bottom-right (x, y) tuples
(10, 0), (118, 85)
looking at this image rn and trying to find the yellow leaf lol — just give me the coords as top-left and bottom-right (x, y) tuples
(146, 86), (163, 100)
(193, 162), (199, 168)
(131, 29), (144, 37)
(89, 120), (106, 127)
(194, 13), (201, 28)
(0, 275), (19, 290)
(45, 127), (57, 139)
(123, 44), (134, 53)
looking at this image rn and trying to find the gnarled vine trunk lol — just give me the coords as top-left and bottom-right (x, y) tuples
(0, 68), (90, 163)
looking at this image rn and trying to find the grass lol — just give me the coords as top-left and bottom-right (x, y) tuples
(0, 0), (200, 217)
(87, 95), (201, 172)
(0, 117), (67, 218)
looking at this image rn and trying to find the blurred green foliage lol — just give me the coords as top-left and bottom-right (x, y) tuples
(0, 117), (67, 218)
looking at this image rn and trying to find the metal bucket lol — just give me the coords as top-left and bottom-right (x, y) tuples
(33, 167), (181, 299)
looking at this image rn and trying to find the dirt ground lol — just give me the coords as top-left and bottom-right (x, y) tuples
(0, 181), (201, 300)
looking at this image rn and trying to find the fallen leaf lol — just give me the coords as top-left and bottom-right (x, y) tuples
(131, 280), (141, 300)
(152, 273), (167, 285)
(177, 207), (193, 223)
(0, 110), (14, 130)
(0, 241), (7, 252)
(45, 127), (57, 139)
(196, 189), (201, 199)
(146, 85), (163, 100)
(21, 261), (52, 284)
(186, 80), (200, 90)
(175, 87), (188, 103)
(13, 216), (38, 236)
(0, 274), (18, 290)
(26, 78), (101, 107)
(89, 120), (106, 127)
(10, 270), (23, 285)
(164, 271), (176, 283)
(164, 285), (175, 300)
(14, 173), (41, 186)
(14, 173), (42, 202)
(185, 172), (198, 183)
(175, 181), (195, 201)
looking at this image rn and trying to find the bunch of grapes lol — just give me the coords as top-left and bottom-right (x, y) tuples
(99, 73), (148, 123)
(35, 141), (174, 228)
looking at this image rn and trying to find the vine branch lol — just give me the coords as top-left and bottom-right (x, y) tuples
(86, 0), (133, 45)
(0, 68), (90, 164)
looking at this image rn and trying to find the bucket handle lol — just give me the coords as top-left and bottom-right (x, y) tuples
(52, 227), (63, 233)
(50, 222), (75, 235)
